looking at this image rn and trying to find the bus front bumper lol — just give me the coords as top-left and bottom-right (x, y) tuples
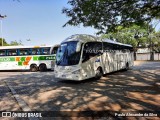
(54, 73), (83, 81)
(54, 71), (86, 81)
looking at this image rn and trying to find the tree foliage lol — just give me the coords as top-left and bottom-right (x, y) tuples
(62, 0), (160, 34)
(0, 38), (23, 46)
(9, 40), (23, 46)
(101, 24), (160, 52)
(0, 38), (9, 46)
(152, 31), (160, 52)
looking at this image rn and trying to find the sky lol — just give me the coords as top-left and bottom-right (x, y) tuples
(0, 0), (97, 46)
(1, 0), (160, 46)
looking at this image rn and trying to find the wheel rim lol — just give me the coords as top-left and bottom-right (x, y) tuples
(31, 65), (37, 72)
(95, 68), (102, 79)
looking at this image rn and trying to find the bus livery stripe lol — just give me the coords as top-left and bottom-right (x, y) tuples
(0, 57), (15, 62)
(33, 56), (55, 61)
(0, 55), (55, 66)
(16, 57), (20, 61)
(26, 56), (32, 61)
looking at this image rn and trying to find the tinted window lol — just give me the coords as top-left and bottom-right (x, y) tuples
(0, 50), (6, 56)
(82, 42), (102, 62)
(41, 47), (50, 55)
(19, 49), (30, 55)
(7, 49), (17, 56)
(31, 48), (40, 55)
(103, 42), (114, 50)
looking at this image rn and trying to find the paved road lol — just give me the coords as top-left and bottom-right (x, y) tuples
(0, 61), (160, 119)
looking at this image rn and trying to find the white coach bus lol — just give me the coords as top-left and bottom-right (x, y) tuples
(0, 45), (59, 71)
(54, 34), (134, 81)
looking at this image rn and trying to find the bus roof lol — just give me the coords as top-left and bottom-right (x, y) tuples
(0, 45), (53, 50)
(61, 34), (132, 47)
(62, 34), (101, 43)
(102, 39), (133, 47)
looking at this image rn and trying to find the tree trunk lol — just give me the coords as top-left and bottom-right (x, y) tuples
(150, 51), (154, 61)
(134, 52), (137, 60)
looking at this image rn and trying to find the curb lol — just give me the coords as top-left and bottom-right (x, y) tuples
(5, 82), (39, 120)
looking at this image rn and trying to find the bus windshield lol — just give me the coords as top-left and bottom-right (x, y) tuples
(56, 41), (81, 66)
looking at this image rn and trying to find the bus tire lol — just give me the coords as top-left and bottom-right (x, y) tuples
(30, 64), (38, 72)
(125, 62), (129, 70)
(95, 67), (103, 80)
(39, 64), (47, 72)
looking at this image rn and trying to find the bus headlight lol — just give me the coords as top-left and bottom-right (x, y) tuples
(72, 69), (81, 74)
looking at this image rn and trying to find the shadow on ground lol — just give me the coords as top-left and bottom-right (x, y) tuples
(0, 61), (160, 119)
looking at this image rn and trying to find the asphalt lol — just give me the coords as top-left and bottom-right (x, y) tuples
(0, 61), (160, 120)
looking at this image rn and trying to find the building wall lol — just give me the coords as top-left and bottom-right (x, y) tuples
(136, 53), (160, 60)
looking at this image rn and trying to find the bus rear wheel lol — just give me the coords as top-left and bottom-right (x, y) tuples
(125, 62), (129, 70)
(39, 64), (47, 72)
(30, 64), (38, 72)
(95, 67), (103, 80)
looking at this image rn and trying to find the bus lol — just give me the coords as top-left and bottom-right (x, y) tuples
(0, 45), (59, 71)
(54, 34), (134, 81)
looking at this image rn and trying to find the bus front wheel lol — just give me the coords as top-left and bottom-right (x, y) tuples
(39, 64), (47, 72)
(95, 67), (103, 80)
(30, 64), (38, 72)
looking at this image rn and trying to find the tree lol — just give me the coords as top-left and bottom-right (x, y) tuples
(101, 24), (151, 48)
(62, 0), (160, 34)
(0, 38), (23, 46)
(152, 31), (160, 52)
(9, 40), (23, 46)
(101, 24), (158, 60)
(0, 38), (9, 46)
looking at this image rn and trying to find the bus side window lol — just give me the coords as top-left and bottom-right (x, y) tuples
(40, 48), (44, 55)
(103, 42), (109, 51)
(7, 49), (17, 56)
(103, 43), (114, 52)
(82, 42), (102, 62)
(0, 50), (6, 56)
(28, 49), (32, 55)
(37, 49), (40, 55)
(31, 48), (39, 55)
(112, 44), (116, 50)
(40, 47), (50, 55)
(19, 49), (29, 55)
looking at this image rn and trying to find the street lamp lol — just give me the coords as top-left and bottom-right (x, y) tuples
(0, 14), (7, 46)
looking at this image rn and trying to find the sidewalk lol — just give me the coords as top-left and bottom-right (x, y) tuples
(0, 81), (21, 111)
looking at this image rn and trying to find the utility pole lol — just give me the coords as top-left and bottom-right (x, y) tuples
(0, 14), (7, 46)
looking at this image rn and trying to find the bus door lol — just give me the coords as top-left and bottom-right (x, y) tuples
(81, 55), (95, 78)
